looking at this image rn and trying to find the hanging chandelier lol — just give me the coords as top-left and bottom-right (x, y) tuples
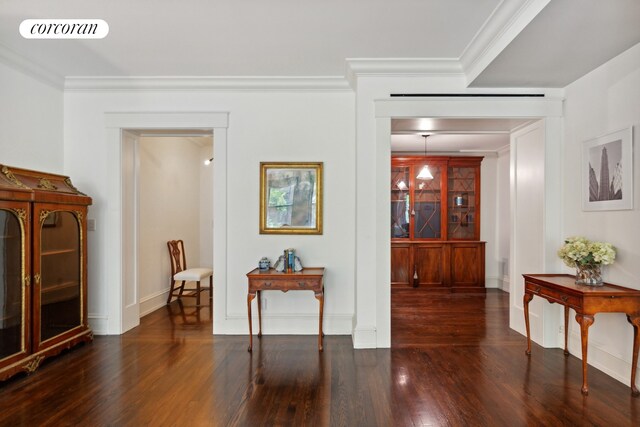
(416, 135), (433, 180)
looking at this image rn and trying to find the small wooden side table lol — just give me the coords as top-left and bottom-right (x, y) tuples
(523, 274), (640, 396)
(246, 267), (325, 351)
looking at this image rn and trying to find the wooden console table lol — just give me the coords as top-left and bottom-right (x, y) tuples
(246, 267), (325, 351)
(523, 274), (640, 396)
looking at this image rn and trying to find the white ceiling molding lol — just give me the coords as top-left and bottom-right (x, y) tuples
(460, 0), (551, 85)
(392, 150), (499, 158)
(0, 43), (64, 89)
(343, 1), (550, 89)
(345, 58), (463, 88)
(65, 76), (351, 92)
(376, 97), (563, 119)
(496, 144), (511, 155)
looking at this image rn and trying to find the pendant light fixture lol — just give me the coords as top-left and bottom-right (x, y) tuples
(416, 134), (433, 180)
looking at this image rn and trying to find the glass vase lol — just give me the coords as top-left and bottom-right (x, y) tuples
(575, 264), (603, 286)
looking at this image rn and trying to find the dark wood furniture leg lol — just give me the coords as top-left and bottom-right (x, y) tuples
(196, 280), (201, 306)
(315, 290), (324, 351)
(575, 313), (595, 395)
(257, 290), (262, 338)
(167, 279), (176, 304)
(523, 292), (533, 355)
(628, 314), (640, 396)
(209, 275), (213, 301)
(564, 305), (570, 355)
(247, 292), (256, 352)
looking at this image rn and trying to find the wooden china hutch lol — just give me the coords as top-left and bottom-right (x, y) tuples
(0, 165), (92, 381)
(391, 156), (485, 292)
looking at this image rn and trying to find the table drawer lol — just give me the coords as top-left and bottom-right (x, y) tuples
(527, 284), (582, 309)
(250, 279), (321, 292)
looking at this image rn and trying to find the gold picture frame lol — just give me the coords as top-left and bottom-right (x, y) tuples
(260, 162), (323, 235)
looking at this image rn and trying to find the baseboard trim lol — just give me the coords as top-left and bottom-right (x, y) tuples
(140, 289), (170, 317)
(88, 314), (108, 335)
(500, 275), (510, 292)
(217, 313), (353, 336)
(352, 325), (378, 349)
(485, 276), (500, 288)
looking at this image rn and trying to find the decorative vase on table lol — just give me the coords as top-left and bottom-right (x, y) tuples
(575, 264), (603, 286)
(258, 257), (270, 271)
(557, 236), (615, 287)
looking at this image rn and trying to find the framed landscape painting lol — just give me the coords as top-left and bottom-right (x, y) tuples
(582, 127), (633, 211)
(260, 162), (323, 234)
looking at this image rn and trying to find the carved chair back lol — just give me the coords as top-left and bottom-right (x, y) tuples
(167, 240), (187, 277)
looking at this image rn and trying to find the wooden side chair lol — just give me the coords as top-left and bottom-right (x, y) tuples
(167, 240), (213, 306)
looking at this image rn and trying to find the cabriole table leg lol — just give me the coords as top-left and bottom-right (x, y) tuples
(575, 313), (595, 395)
(628, 314), (640, 396)
(523, 292), (534, 356)
(247, 292), (256, 352)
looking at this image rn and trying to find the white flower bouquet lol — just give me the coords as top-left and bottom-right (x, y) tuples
(557, 236), (616, 268)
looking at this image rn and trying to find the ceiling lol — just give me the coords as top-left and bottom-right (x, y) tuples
(0, 0), (638, 87)
(390, 118), (533, 153)
(1, 1), (638, 151)
(0, 0), (499, 77)
(471, 0), (640, 87)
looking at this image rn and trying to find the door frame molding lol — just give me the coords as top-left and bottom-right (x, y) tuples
(104, 112), (228, 334)
(353, 96), (563, 348)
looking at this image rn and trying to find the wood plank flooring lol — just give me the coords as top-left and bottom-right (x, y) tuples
(0, 289), (638, 426)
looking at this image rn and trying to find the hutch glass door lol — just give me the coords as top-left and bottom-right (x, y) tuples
(391, 165), (410, 238)
(0, 208), (25, 360)
(39, 211), (81, 342)
(447, 166), (477, 240)
(413, 163), (441, 239)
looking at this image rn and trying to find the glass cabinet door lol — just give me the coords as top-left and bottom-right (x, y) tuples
(391, 166), (410, 238)
(413, 163), (441, 239)
(39, 210), (81, 342)
(0, 207), (27, 362)
(447, 166), (476, 240)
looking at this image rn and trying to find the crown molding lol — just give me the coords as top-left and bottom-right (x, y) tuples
(64, 76), (351, 92)
(460, 0), (551, 85)
(0, 44), (64, 89)
(345, 58), (463, 88)
(496, 144), (511, 155)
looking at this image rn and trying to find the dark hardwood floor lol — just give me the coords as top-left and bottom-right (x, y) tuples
(1, 289), (639, 426)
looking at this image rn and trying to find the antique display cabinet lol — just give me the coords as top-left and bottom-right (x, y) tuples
(391, 156), (485, 292)
(0, 165), (92, 381)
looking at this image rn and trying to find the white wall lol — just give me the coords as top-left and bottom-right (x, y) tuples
(63, 90), (356, 335)
(509, 122), (547, 341)
(0, 62), (63, 172)
(480, 155), (499, 288)
(137, 136), (205, 316)
(200, 142), (214, 269)
(496, 147), (511, 291)
(562, 42), (640, 388)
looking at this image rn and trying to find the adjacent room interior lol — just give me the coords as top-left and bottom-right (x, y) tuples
(389, 117), (527, 346)
(134, 131), (214, 321)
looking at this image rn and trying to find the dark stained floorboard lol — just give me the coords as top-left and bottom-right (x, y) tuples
(0, 289), (638, 426)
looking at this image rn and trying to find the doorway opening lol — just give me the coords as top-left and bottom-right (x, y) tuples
(121, 128), (214, 332)
(104, 111), (228, 336)
(388, 117), (536, 347)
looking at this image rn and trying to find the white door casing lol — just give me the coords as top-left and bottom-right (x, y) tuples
(358, 96), (564, 348)
(104, 112), (228, 334)
(121, 130), (139, 332)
